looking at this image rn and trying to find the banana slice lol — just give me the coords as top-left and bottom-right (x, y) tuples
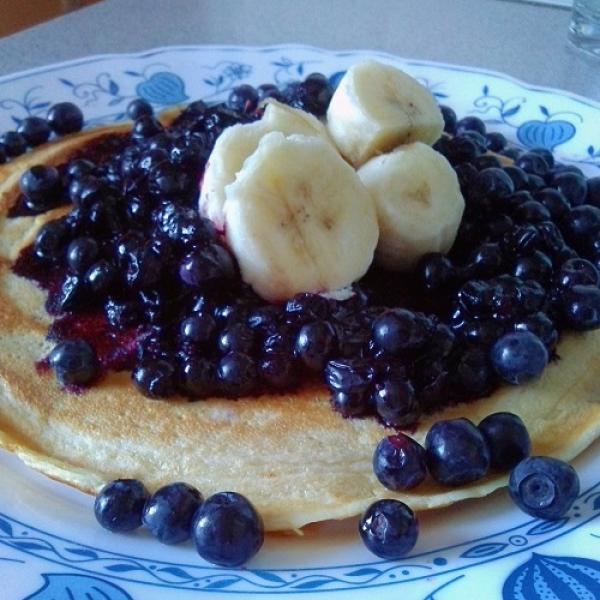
(199, 100), (331, 229)
(358, 142), (464, 271)
(326, 60), (444, 167)
(224, 132), (379, 301)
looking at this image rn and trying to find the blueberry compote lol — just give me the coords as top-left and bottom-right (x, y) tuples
(10, 85), (600, 424)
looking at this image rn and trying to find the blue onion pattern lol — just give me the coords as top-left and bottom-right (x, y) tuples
(24, 573), (132, 600)
(502, 553), (600, 600)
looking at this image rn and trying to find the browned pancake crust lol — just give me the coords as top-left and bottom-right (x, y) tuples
(0, 121), (599, 531)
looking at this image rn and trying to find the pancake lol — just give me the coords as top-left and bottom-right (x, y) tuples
(0, 119), (599, 532)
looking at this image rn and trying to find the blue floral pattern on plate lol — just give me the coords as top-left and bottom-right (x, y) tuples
(0, 45), (598, 599)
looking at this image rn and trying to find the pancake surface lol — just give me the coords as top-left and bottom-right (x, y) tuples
(0, 122), (599, 532)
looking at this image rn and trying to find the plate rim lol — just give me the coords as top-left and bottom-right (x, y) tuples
(0, 43), (599, 111)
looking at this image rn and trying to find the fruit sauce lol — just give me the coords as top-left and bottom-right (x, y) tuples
(8, 77), (600, 428)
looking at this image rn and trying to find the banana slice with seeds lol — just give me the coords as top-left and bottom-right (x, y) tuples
(358, 141), (465, 271)
(224, 132), (379, 301)
(326, 60), (444, 167)
(199, 100), (332, 230)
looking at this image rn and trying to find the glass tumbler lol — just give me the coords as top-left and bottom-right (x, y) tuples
(568, 0), (600, 57)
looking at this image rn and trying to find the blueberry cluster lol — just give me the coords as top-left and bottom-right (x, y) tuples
(0, 102), (84, 164)
(94, 480), (263, 567)
(10, 79), (600, 425)
(361, 412), (579, 559)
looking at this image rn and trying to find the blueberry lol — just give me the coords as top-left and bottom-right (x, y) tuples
(490, 331), (548, 385)
(439, 105), (457, 134)
(485, 131), (506, 152)
(373, 434), (427, 491)
(513, 200), (551, 223)
(217, 352), (257, 396)
(457, 280), (494, 315)
(419, 253), (455, 291)
(513, 250), (553, 282)
(142, 482), (203, 545)
(425, 418), (490, 485)
(514, 312), (558, 350)
(85, 260), (116, 294)
(17, 116), (51, 147)
(562, 284), (600, 330)
(132, 115), (163, 140)
(0, 131), (27, 157)
(445, 136), (479, 165)
(456, 116), (486, 136)
(478, 412), (531, 470)
(105, 297), (140, 329)
(295, 321), (337, 371)
(530, 147), (554, 169)
(247, 305), (280, 332)
(132, 360), (176, 398)
(19, 165), (62, 211)
(527, 174), (546, 192)
(517, 152), (549, 177)
(180, 244), (235, 286)
(331, 388), (372, 417)
(534, 188), (570, 220)
(192, 491), (264, 566)
(54, 274), (88, 313)
(180, 313), (216, 345)
(257, 83), (283, 102)
(49, 339), (98, 386)
(557, 258), (599, 289)
(34, 219), (69, 262)
(473, 154), (502, 171)
(227, 84), (259, 113)
(563, 205), (600, 244)
(373, 377), (419, 427)
(94, 479), (149, 532)
(285, 292), (330, 324)
(69, 175), (108, 208)
(324, 358), (374, 393)
(372, 309), (428, 354)
(66, 158), (96, 180)
(218, 322), (255, 355)
(127, 98), (153, 120)
(503, 166), (529, 192)
(179, 357), (216, 397)
(553, 172), (588, 206)
(47, 102), (84, 135)
(260, 352), (298, 389)
(66, 237), (99, 274)
(454, 347), (494, 396)
(288, 74), (333, 116)
(471, 167), (515, 200)
(468, 242), (503, 277)
(509, 456), (579, 519)
(359, 499), (418, 559)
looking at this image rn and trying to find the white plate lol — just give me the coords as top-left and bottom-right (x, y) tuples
(0, 45), (599, 600)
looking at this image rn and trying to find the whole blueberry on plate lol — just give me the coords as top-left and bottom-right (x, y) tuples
(192, 491), (264, 567)
(17, 116), (51, 147)
(425, 418), (490, 485)
(490, 331), (548, 385)
(143, 482), (203, 544)
(478, 412), (531, 470)
(509, 456), (579, 519)
(47, 102), (84, 135)
(94, 479), (149, 532)
(373, 434), (427, 490)
(359, 499), (418, 559)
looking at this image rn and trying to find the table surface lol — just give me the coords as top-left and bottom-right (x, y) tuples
(0, 0), (598, 102)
